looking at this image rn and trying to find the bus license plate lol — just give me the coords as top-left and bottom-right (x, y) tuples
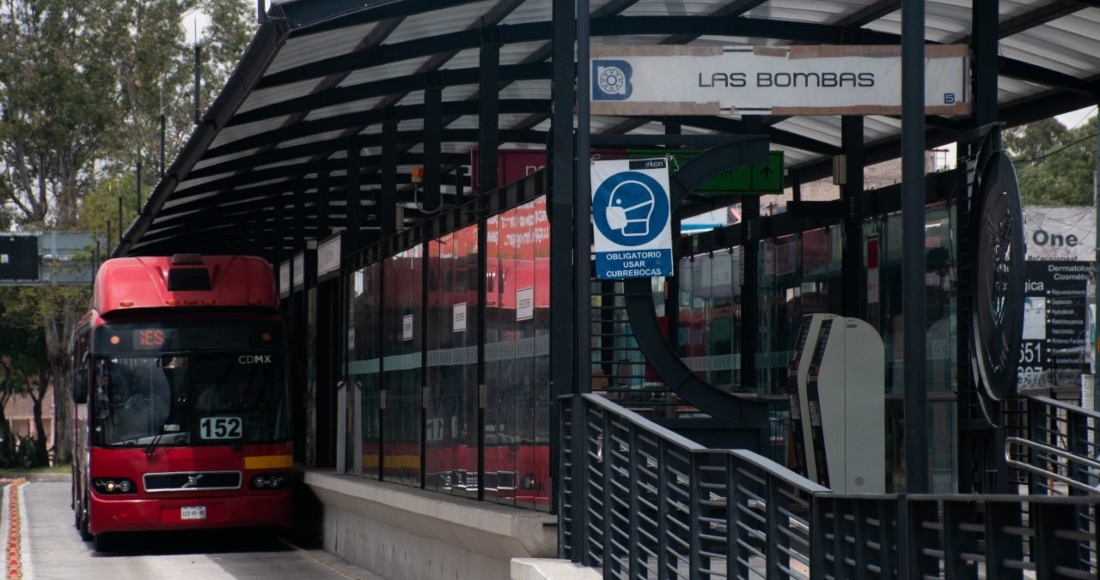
(181, 506), (206, 520)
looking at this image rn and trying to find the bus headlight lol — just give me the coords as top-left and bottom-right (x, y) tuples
(250, 473), (290, 490)
(93, 478), (136, 494)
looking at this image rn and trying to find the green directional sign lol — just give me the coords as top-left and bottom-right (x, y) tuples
(627, 150), (784, 194)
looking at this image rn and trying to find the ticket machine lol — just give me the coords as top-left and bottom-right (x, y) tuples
(787, 314), (885, 493)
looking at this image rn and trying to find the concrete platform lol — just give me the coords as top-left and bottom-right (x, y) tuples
(303, 470), (557, 580)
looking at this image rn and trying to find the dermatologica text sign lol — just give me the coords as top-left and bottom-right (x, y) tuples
(590, 45), (971, 116)
(591, 158), (673, 280)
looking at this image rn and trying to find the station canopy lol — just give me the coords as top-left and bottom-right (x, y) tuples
(117, 0), (1100, 258)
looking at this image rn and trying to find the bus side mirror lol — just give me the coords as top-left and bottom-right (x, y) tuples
(73, 372), (87, 404)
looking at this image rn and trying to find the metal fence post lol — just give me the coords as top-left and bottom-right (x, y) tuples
(657, 439), (670, 578)
(1032, 502), (1082, 579)
(984, 499), (1023, 580)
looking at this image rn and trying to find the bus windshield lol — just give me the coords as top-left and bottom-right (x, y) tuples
(92, 322), (289, 447)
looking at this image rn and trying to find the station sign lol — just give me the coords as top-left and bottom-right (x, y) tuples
(317, 233), (341, 280)
(279, 261), (291, 298)
(589, 44), (970, 116)
(591, 158), (673, 280)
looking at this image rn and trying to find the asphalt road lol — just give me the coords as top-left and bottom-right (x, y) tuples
(15, 479), (387, 580)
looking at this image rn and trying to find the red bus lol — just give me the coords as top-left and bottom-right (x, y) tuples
(70, 254), (292, 551)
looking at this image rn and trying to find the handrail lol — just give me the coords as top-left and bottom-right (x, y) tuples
(1006, 436), (1100, 496)
(561, 392), (1100, 579)
(1028, 394), (1100, 420)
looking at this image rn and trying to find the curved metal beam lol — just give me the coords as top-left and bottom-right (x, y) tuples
(623, 137), (771, 426)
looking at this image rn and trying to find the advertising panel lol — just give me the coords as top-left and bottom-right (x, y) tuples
(1019, 261), (1090, 392)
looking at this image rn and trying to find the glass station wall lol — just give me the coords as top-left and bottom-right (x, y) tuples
(673, 206), (958, 492)
(484, 197), (551, 509)
(425, 225), (480, 498)
(872, 203), (958, 493)
(343, 196), (551, 511)
(348, 262), (382, 478)
(381, 247), (423, 486)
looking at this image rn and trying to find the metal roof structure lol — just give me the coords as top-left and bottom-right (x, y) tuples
(117, 0), (1100, 258)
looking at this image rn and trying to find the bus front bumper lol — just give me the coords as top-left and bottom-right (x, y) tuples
(89, 491), (292, 534)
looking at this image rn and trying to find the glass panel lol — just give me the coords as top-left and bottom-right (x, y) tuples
(869, 202), (958, 492)
(756, 234), (802, 396)
(349, 263), (382, 478)
(426, 225), (480, 497)
(484, 198), (551, 509)
(91, 347), (288, 448)
(383, 248), (423, 486)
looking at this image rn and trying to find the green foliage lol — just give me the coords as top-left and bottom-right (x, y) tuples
(1005, 114), (1098, 207)
(0, 0), (253, 465)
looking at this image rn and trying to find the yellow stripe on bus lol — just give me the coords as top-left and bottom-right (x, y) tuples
(244, 455), (293, 470)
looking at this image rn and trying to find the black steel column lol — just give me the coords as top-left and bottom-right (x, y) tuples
(476, 40), (500, 504)
(841, 115), (865, 319)
(423, 86), (443, 214)
(971, 0), (998, 129)
(382, 118), (398, 237)
(740, 116), (762, 392)
(902, 0), (929, 494)
(478, 43), (501, 195)
(346, 139), (362, 250)
(740, 196), (759, 392)
(318, 159), (331, 239)
(549, 0), (576, 530)
(574, 0), (592, 408)
(665, 119), (682, 361)
(294, 180), (306, 244)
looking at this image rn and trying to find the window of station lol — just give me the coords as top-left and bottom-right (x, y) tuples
(677, 248), (743, 393)
(425, 225), (480, 499)
(348, 262), (382, 478)
(869, 202), (958, 493)
(382, 247), (424, 487)
(484, 198), (551, 510)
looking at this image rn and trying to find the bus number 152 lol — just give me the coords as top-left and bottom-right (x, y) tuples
(200, 417), (242, 440)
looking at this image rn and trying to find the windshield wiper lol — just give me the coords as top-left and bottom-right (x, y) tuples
(146, 397), (184, 456)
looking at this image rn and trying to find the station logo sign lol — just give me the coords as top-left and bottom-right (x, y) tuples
(591, 158), (673, 280)
(589, 44), (971, 116)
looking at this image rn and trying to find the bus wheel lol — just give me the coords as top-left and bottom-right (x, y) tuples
(92, 532), (114, 552)
(77, 489), (92, 542)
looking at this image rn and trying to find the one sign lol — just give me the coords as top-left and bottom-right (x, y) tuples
(279, 261), (291, 298)
(629, 150), (783, 193)
(1024, 206), (1096, 262)
(453, 303), (467, 332)
(402, 314), (414, 341)
(317, 234), (341, 278)
(591, 158), (673, 280)
(292, 252), (305, 289)
(590, 45), (970, 116)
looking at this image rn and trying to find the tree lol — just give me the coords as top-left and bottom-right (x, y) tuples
(0, 0), (256, 465)
(1005, 115), (1098, 206)
(0, 287), (56, 467)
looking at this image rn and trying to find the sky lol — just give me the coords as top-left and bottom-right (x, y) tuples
(1058, 106), (1100, 131)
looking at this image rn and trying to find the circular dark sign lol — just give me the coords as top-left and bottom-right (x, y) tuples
(970, 151), (1025, 402)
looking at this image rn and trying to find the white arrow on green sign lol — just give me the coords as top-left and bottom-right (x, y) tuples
(627, 150), (784, 194)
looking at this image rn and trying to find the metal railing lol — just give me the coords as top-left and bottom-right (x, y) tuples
(1007, 395), (1100, 496)
(561, 393), (1100, 579)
